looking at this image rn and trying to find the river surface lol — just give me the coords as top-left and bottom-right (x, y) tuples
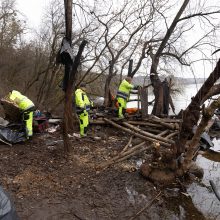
(128, 83), (220, 219)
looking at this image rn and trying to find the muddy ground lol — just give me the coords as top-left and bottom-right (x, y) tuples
(0, 124), (209, 220)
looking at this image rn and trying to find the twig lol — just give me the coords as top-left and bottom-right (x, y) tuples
(123, 122), (174, 144)
(104, 118), (171, 147)
(97, 141), (147, 169)
(121, 135), (133, 154)
(210, 180), (220, 201)
(0, 138), (12, 147)
(129, 191), (162, 220)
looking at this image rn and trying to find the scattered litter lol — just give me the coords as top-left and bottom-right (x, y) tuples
(48, 119), (62, 124)
(47, 146), (57, 150)
(73, 133), (81, 138)
(93, 136), (101, 140)
(46, 125), (60, 133)
(46, 140), (63, 146)
(181, 192), (190, 197)
(0, 123), (26, 144)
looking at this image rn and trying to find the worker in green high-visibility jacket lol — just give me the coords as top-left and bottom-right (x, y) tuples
(75, 83), (93, 137)
(116, 77), (139, 119)
(8, 90), (35, 138)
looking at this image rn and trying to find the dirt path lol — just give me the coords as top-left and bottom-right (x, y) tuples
(0, 127), (207, 219)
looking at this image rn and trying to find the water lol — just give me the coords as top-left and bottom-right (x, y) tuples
(127, 83), (204, 115)
(175, 84), (220, 219)
(127, 83), (220, 219)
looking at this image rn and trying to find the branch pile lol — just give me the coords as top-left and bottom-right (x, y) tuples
(94, 116), (182, 170)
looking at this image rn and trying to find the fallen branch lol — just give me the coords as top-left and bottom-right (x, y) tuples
(210, 180), (220, 202)
(165, 131), (179, 139)
(121, 135), (134, 154)
(104, 118), (171, 147)
(150, 118), (177, 130)
(109, 144), (151, 169)
(128, 121), (163, 128)
(157, 129), (169, 136)
(97, 141), (147, 169)
(123, 122), (174, 144)
(0, 138), (12, 147)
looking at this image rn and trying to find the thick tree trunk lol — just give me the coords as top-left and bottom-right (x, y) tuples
(176, 59), (220, 155)
(150, 0), (190, 116)
(62, 0), (87, 152)
(104, 61), (114, 107)
(182, 96), (220, 172)
(63, 40), (87, 152)
(62, 0), (73, 152)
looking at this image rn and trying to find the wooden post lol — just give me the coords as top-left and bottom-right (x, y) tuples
(62, 0), (87, 152)
(140, 87), (148, 118)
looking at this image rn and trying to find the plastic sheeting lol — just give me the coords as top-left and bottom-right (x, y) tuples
(0, 123), (26, 145)
(0, 186), (19, 220)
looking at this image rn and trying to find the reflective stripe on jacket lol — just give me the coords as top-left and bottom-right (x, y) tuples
(9, 90), (35, 111)
(116, 79), (134, 100)
(75, 89), (91, 111)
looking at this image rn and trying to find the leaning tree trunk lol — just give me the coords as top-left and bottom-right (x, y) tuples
(176, 59), (220, 155)
(181, 96), (220, 172)
(140, 59), (220, 184)
(149, 0), (190, 115)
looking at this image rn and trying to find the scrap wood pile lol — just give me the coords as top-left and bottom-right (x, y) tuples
(92, 115), (182, 170)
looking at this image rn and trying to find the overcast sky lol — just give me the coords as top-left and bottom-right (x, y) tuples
(15, 0), (219, 79)
(16, 0), (50, 29)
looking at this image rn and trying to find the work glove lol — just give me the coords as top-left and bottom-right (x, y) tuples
(83, 109), (87, 115)
(90, 101), (94, 107)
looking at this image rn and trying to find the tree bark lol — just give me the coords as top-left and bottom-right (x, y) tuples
(104, 61), (114, 107)
(62, 0), (87, 152)
(182, 96), (220, 172)
(150, 0), (190, 116)
(176, 59), (220, 155)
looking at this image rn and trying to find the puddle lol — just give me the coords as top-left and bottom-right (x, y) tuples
(125, 186), (147, 205)
(126, 139), (220, 219)
(187, 138), (220, 220)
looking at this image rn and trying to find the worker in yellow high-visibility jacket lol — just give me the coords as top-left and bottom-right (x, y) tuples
(8, 90), (35, 138)
(116, 77), (139, 119)
(75, 83), (93, 137)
